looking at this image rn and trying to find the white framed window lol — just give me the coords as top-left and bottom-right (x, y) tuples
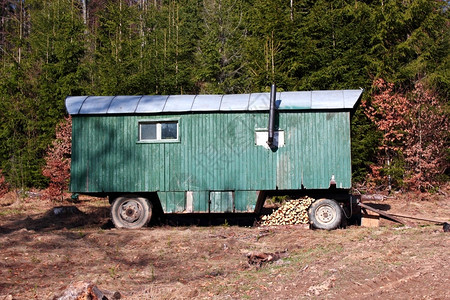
(139, 121), (179, 142)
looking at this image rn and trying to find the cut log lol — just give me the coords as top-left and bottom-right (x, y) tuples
(53, 281), (121, 300)
(246, 250), (288, 268)
(260, 197), (315, 226)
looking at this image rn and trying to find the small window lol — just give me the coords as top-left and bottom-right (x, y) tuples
(140, 123), (157, 140)
(139, 121), (178, 141)
(161, 122), (178, 139)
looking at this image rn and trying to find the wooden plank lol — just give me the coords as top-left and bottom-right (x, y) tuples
(358, 203), (407, 225)
(361, 209), (380, 227)
(386, 212), (448, 224)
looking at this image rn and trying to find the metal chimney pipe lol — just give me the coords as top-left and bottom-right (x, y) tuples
(267, 83), (276, 147)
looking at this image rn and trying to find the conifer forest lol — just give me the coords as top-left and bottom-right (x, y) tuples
(0, 0), (448, 195)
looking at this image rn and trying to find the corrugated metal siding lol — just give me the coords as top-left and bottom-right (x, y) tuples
(158, 192), (185, 213)
(276, 112), (351, 190)
(192, 191), (209, 212)
(209, 191), (234, 213)
(70, 110), (352, 211)
(235, 191), (258, 212)
(178, 113), (276, 192)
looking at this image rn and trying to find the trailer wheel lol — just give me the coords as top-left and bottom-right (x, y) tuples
(111, 195), (152, 229)
(308, 199), (342, 230)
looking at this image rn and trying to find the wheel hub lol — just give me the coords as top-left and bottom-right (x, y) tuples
(120, 201), (142, 223)
(316, 205), (335, 224)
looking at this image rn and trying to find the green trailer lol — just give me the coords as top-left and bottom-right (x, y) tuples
(65, 86), (363, 229)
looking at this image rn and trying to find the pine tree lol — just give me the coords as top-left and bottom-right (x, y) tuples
(0, 0), (88, 189)
(154, 0), (199, 94)
(245, 0), (294, 90)
(369, 0), (449, 93)
(289, 0), (376, 90)
(92, 0), (142, 94)
(194, 0), (251, 93)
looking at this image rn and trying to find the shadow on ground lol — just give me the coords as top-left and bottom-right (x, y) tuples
(0, 206), (110, 234)
(0, 205), (265, 234)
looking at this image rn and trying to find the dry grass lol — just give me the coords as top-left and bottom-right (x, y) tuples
(0, 189), (449, 299)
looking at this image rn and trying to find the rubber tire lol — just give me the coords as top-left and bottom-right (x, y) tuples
(308, 198), (343, 230)
(111, 195), (152, 229)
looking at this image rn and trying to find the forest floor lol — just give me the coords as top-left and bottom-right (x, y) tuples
(0, 187), (449, 299)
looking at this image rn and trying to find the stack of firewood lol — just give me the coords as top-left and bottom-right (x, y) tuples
(260, 197), (315, 226)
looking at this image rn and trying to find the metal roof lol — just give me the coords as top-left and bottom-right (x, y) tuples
(65, 89), (363, 115)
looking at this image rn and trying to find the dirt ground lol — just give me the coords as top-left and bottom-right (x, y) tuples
(0, 189), (449, 300)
